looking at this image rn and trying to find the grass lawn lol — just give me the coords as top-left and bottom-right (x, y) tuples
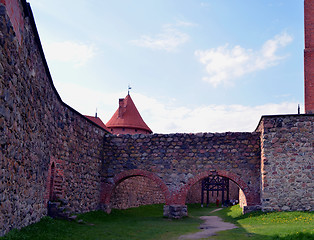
(1, 204), (206, 240)
(1, 204), (313, 240)
(210, 205), (314, 240)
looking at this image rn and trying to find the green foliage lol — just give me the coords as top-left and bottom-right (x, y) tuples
(1, 204), (313, 240)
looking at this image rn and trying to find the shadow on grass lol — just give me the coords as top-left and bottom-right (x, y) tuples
(206, 205), (314, 240)
(1, 204), (205, 240)
(1, 204), (313, 240)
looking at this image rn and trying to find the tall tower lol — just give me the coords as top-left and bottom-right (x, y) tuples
(304, 0), (314, 113)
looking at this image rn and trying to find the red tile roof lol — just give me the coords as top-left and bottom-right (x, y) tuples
(106, 94), (152, 133)
(84, 115), (110, 131)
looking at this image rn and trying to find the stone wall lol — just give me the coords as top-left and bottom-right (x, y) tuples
(1, 0), (313, 236)
(257, 114), (314, 211)
(102, 132), (261, 208)
(0, 1), (107, 235)
(110, 176), (165, 209)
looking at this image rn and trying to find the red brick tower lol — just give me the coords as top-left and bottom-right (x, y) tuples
(305, 0), (314, 113)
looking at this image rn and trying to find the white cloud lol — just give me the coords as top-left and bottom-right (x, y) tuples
(42, 41), (96, 67)
(133, 94), (299, 133)
(130, 23), (190, 52)
(54, 82), (300, 134)
(195, 32), (293, 87)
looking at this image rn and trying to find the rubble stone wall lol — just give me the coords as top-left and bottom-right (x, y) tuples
(102, 132), (261, 207)
(257, 115), (314, 211)
(1, 0), (313, 237)
(0, 1), (107, 235)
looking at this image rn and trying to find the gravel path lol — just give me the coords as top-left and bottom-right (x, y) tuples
(178, 209), (237, 239)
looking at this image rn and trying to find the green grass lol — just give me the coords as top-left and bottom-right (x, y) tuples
(209, 205), (314, 240)
(0, 204), (210, 240)
(1, 204), (313, 240)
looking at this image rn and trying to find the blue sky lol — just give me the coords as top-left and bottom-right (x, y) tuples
(29, 0), (304, 133)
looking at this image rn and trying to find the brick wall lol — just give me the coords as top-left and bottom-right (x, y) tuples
(305, 0), (314, 113)
(257, 115), (313, 211)
(0, 1), (107, 235)
(44, 157), (65, 203)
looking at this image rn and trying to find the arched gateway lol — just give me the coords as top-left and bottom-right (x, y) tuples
(101, 132), (261, 217)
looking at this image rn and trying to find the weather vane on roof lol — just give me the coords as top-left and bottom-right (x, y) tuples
(128, 84), (132, 95)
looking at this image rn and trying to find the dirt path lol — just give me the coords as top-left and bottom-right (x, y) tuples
(178, 209), (237, 240)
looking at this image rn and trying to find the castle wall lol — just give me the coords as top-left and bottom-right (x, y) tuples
(102, 132), (261, 209)
(0, 1), (107, 235)
(1, 0), (313, 236)
(257, 115), (314, 212)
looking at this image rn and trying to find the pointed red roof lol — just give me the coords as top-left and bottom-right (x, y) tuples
(84, 115), (110, 131)
(106, 94), (152, 133)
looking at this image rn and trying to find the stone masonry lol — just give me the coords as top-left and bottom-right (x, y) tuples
(110, 176), (165, 209)
(257, 115), (313, 211)
(0, 1), (107, 235)
(0, 0), (313, 237)
(100, 132), (262, 215)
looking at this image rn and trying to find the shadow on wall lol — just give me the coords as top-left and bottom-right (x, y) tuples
(110, 176), (166, 209)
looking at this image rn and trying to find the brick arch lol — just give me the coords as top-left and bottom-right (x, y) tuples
(172, 170), (252, 206)
(44, 160), (56, 206)
(101, 169), (171, 206)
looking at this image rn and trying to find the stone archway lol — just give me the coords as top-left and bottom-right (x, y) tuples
(102, 132), (262, 216)
(163, 169), (259, 216)
(186, 175), (240, 206)
(181, 170), (252, 206)
(110, 175), (165, 209)
(100, 169), (171, 212)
